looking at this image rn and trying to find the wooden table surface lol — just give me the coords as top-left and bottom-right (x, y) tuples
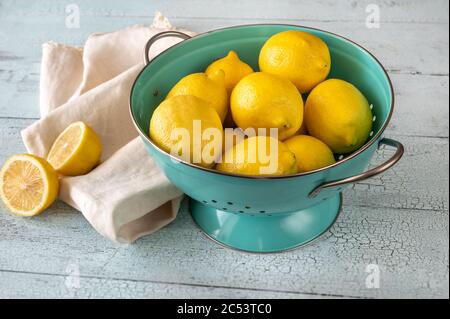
(0, 0), (448, 299)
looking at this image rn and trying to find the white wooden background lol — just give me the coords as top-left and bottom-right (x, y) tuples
(0, 0), (448, 299)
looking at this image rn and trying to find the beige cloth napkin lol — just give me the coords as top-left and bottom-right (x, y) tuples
(21, 12), (194, 243)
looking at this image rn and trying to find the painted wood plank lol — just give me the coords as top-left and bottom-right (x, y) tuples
(0, 198), (448, 298)
(0, 0), (448, 300)
(1, 17), (448, 121)
(0, 71), (448, 140)
(0, 270), (341, 299)
(346, 133), (449, 212)
(1, 16), (448, 76)
(1, 0), (448, 23)
(386, 74), (449, 138)
(0, 117), (448, 218)
(0, 118), (448, 298)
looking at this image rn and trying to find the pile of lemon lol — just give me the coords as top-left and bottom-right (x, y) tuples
(0, 122), (102, 216)
(150, 30), (373, 176)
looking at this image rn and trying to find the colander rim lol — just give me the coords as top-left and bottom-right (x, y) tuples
(129, 23), (395, 180)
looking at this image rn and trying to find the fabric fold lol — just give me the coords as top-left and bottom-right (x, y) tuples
(58, 137), (183, 243)
(39, 42), (83, 116)
(22, 12), (192, 243)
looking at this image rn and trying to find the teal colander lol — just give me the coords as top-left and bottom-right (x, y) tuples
(130, 24), (404, 253)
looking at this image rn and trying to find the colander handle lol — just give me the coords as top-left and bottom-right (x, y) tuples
(309, 138), (404, 198)
(144, 31), (192, 65)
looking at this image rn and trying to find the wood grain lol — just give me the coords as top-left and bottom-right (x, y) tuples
(0, 200), (448, 298)
(0, 0), (448, 299)
(0, 270), (345, 299)
(0, 118), (448, 298)
(0, 71), (448, 138)
(1, 0), (448, 23)
(1, 118), (448, 212)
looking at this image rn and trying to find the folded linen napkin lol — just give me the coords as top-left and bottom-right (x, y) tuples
(21, 12), (194, 243)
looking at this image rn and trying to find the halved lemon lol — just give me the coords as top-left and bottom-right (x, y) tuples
(0, 154), (59, 216)
(47, 121), (102, 176)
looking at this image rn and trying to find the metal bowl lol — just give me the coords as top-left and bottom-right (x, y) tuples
(130, 24), (404, 253)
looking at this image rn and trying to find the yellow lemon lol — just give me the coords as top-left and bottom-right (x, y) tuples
(305, 79), (373, 154)
(222, 112), (236, 129)
(297, 122), (308, 135)
(284, 135), (336, 173)
(205, 50), (254, 94)
(150, 95), (223, 168)
(47, 121), (102, 176)
(230, 72), (303, 141)
(167, 71), (228, 121)
(216, 135), (297, 176)
(222, 127), (247, 154)
(0, 154), (59, 216)
(296, 104), (308, 135)
(259, 30), (331, 93)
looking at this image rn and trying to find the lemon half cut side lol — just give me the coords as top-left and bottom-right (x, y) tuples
(0, 154), (59, 216)
(47, 121), (102, 176)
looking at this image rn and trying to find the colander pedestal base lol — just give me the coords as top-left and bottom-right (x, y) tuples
(189, 194), (342, 253)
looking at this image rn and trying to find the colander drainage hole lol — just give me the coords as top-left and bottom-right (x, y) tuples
(245, 206), (251, 209)
(202, 200), (207, 204)
(222, 208), (228, 211)
(211, 200), (217, 203)
(239, 211), (244, 213)
(259, 211), (266, 214)
(372, 115), (377, 122)
(227, 202), (233, 205)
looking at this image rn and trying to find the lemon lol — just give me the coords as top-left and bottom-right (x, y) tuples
(230, 72), (303, 141)
(284, 135), (336, 173)
(0, 154), (59, 216)
(296, 104), (308, 135)
(205, 50), (254, 94)
(167, 70), (228, 121)
(150, 95), (223, 168)
(216, 136), (297, 176)
(297, 122), (308, 135)
(305, 79), (373, 154)
(47, 121), (102, 176)
(259, 30), (331, 93)
(223, 112), (236, 129)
